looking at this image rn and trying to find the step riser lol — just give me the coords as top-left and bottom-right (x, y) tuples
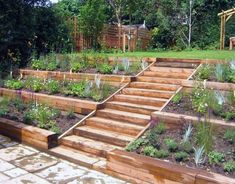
(114, 95), (166, 107)
(96, 110), (149, 126)
(130, 83), (179, 91)
(149, 66), (194, 74)
(122, 88), (173, 99)
(105, 103), (152, 116)
(137, 77), (182, 85)
(143, 71), (189, 79)
(60, 138), (107, 158)
(74, 128), (128, 147)
(155, 62), (197, 68)
(86, 119), (141, 136)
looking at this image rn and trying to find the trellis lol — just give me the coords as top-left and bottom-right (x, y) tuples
(218, 7), (235, 50)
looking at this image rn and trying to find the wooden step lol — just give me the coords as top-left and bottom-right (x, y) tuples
(74, 126), (134, 147)
(114, 94), (167, 107)
(96, 108), (150, 126)
(155, 62), (198, 68)
(149, 66), (194, 74)
(122, 88), (174, 99)
(86, 117), (143, 136)
(136, 76), (183, 85)
(50, 145), (104, 168)
(143, 71), (189, 79)
(130, 82), (179, 91)
(106, 101), (160, 115)
(60, 135), (121, 158)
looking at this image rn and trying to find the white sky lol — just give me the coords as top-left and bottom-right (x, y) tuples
(51, 0), (58, 3)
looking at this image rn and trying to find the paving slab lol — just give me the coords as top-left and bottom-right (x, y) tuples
(5, 173), (51, 184)
(0, 159), (15, 172)
(0, 173), (10, 182)
(36, 161), (87, 184)
(4, 168), (28, 178)
(12, 153), (58, 172)
(0, 145), (36, 161)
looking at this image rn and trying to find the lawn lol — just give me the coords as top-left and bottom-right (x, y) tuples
(101, 50), (235, 60)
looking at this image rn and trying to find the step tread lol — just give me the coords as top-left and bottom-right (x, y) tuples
(97, 108), (151, 120)
(123, 87), (174, 94)
(76, 125), (135, 142)
(107, 101), (161, 111)
(115, 94), (168, 102)
(50, 145), (102, 166)
(62, 135), (122, 151)
(149, 66), (194, 73)
(130, 82), (180, 90)
(136, 76), (183, 84)
(88, 116), (144, 130)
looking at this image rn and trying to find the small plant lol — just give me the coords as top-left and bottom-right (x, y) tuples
(175, 151), (188, 162)
(31, 59), (45, 70)
(208, 151), (225, 164)
(141, 60), (148, 70)
(172, 92), (182, 104)
(195, 121), (213, 154)
(180, 141), (193, 153)
(215, 64), (231, 82)
(94, 74), (101, 89)
(98, 63), (113, 74)
(4, 79), (24, 90)
(164, 138), (178, 152)
(125, 138), (147, 152)
(154, 149), (169, 158)
(223, 160), (235, 173)
(197, 64), (213, 80)
(145, 128), (160, 148)
(23, 111), (33, 125)
(45, 80), (60, 94)
(66, 109), (76, 119)
(194, 146), (205, 166)
(154, 122), (166, 134)
(182, 124), (193, 143)
(113, 65), (119, 74)
(143, 146), (158, 157)
(12, 97), (25, 112)
(49, 121), (61, 134)
(64, 81), (86, 97)
(0, 97), (9, 116)
(122, 58), (130, 73)
(25, 77), (43, 92)
(71, 62), (83, 72)
(46, 61), (57, 71)
(224, 129), (235, 144)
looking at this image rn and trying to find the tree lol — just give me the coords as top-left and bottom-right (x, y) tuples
(79, 0), (107, 50)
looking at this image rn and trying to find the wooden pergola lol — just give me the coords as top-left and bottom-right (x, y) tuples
(218, 7), (235, 50)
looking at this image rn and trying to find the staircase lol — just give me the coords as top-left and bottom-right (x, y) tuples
(50, 60), (198, 178)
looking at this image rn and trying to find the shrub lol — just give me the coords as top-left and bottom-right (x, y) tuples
(223, 160), (235, 173)
(4, 79), (24, 90)
(175, 151), (188, 162)
(45, 80), (60, 94)
(208, 151), (225, 164)
(154, 122), (166, 135)
(215, 64), (231, 82)
(31, 59), (45, 70)
(25, 77), (43, 92)
(143, 146), (158, 157)
(98, 63), (113, 74)
(180, 141), (193, 153)
(155, 149), (169, 158)
(197, 64), (213, 80)
(164, 138), (178, 152)
(224, 129), (235, 144)
(46, 61), (57, 71)
(172, 92), (182, 104)
(125, 138), (148, 152)
(71, 62), (83, 72)
(145, 128), (160, 148)
(23, 111), (33, 125)
(48, 121), (61, 134)
(0, 97), (9, 116)
(12, 97), (25, 112)
(64, 81), (86, 97)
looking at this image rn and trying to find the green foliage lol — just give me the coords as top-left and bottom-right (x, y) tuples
(143, 146), (158, 157)
(12, 98), (25, 112)
(45, 80), (60, 94)
(208, 151), (225, 164)
(0, 97), (9, 116)
(164, 138), (178, 152)
(224, 129), (235, 144)
(98, 63), (113, 74)
(223, 160), (235, 173)
(197, 64), (213, 80)
(64, 81), (86, 97)
(71, 62), (84, 72)
(125, 138), (147, 152)
(154, 149), (169, 159)
(174, 151), (188, 162)
(154, 122), (166, 135)
(46, 60), (57, 71)
(31, 59), (46, 70)
(214, 64), (232, 82)
(23, 111), (34, 125)
(172, 92), (182, 104)
(25, 77), (43, 92)
(195, 121), (213, 154)
(4, 79), (24, 90)
(180, 141), (193, 153)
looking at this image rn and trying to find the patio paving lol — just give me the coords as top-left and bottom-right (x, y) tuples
(0, 134), (128, 184)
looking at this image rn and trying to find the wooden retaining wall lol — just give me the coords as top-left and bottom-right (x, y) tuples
(107, 150), (235, 184)
(0, 88), (97, 114)
(0, 118), (58, 150)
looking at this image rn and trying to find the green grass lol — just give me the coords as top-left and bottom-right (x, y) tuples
(77, 50), (235, 60)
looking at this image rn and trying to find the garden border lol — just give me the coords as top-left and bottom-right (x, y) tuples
(107, 149), (235, 184)
(0, 117), (58, 150)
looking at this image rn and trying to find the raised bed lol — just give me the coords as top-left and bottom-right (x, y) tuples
(0, 88), (97, 114)
(107, 150), (235, 184)
(0, 117), (58, 149)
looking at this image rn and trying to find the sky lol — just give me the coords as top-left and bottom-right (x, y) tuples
(51, 0), (58, 3)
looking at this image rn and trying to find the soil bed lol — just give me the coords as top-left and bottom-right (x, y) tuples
(127, 124), (235, 178)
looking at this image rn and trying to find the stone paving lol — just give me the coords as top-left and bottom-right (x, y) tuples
(0, 134), (128, 184)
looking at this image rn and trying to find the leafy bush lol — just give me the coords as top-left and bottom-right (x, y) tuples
(154, 149), (169, 158)
(64, 81), (86, 97)
(125, 138), (147, 152)
(45, 80), (60, 94)
(4, 79), (24, 90)
(197, 64), (213, 80)
(12, 97), (25, 112)
(224, 129), (235, 144)
(223, 160), (235, 173)
(145, 128), (160, 148)
(25, 77), (43, 92)
(164, 138), (178, 152)
(215, 64), (232, 82)
(172, 92), (182, 104)
(180, 141), (193, 153)
(208, 151), (225, 164)
(98, 63), (113, 74)
(23, 111), (33, 125)
(175, 151), (188, 162)
(31, 59), (46, 70)
(154, 122), (166, 134)
(0, 97), (9, 116)
(71, 62), (83, 72)
(143, 146), (158, 157)
(46, 61), (57, 71)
